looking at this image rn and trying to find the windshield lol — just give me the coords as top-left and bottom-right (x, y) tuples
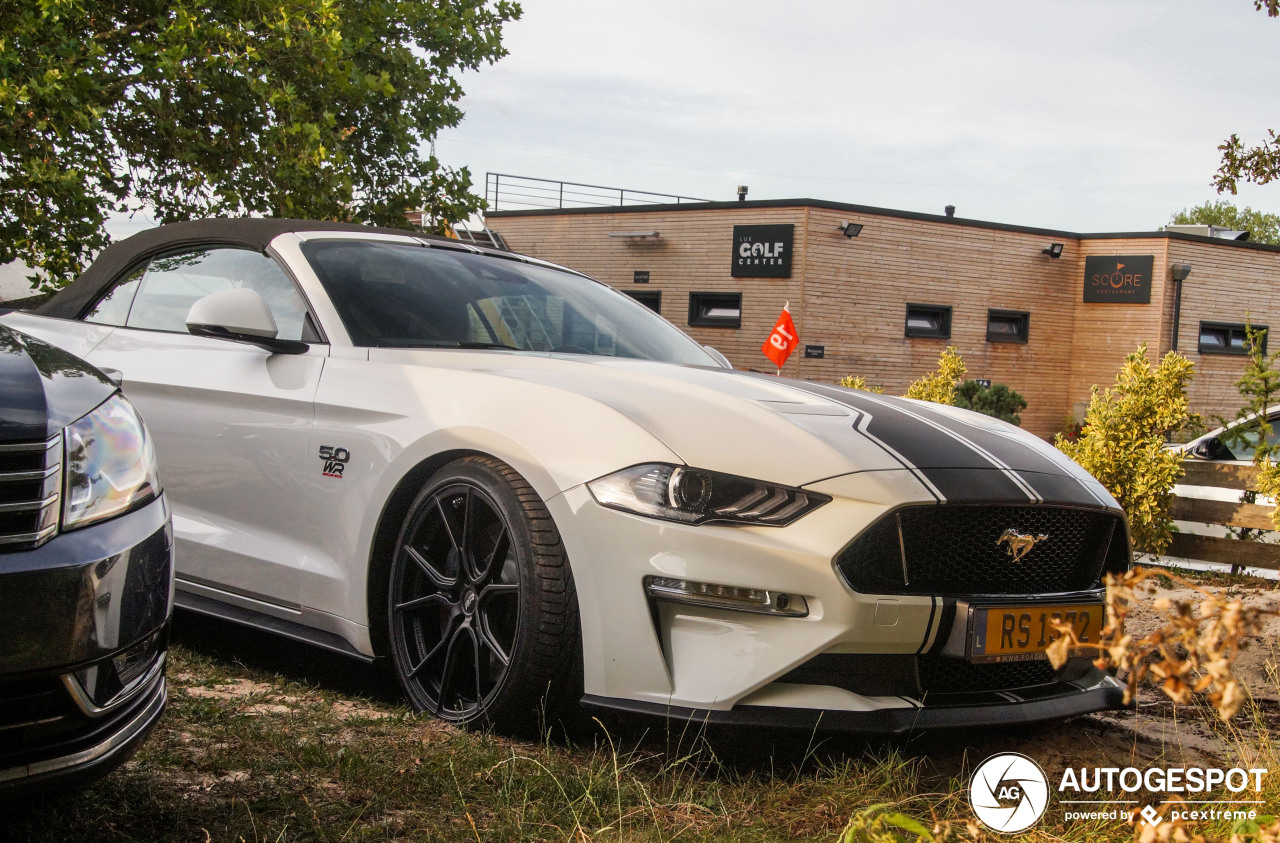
(301, 239), (715, 365)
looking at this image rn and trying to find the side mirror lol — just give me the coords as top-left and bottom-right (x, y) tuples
(186, 289), (307, 355)
(702, 345), (733, 369)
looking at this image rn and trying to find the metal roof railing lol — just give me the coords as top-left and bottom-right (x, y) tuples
(485, 173), (710, 213)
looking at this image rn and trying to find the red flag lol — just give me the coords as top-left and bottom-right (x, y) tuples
(761, 304), (799, 369)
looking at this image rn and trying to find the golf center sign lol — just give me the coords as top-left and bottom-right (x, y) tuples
(732, 224), (794, 278)
(1084, 255), (1154, 304)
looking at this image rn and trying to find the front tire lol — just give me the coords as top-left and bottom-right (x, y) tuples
(387, 456), (580, 731)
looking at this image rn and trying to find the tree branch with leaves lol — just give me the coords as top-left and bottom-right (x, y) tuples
(1214, 1), (1280, 193)
(0, 0), (521, 292)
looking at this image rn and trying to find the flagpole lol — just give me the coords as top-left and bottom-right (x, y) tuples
(778, 301), (788, 375)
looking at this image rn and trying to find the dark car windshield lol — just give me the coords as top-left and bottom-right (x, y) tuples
(301, 239), (714, 364)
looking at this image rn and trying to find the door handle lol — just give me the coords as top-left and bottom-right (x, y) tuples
(99, 367), (124, 386)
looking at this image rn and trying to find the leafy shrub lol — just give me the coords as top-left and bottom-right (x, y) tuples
(838, 375), (884, 393)
(952, 380), (1027, 426)
(903, 347), (966, 405)
(1055, 344), (1196, 554)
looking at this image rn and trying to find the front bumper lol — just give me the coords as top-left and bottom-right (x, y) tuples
(584, 670), (1126, 735)
(0, 494), (173, 795)
(549, 471), (1127, 731)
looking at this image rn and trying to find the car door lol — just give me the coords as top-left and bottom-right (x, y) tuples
(73, 246), (328, 610)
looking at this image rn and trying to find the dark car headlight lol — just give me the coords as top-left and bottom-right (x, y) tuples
(587, 463), (829, 526)
(63, 394), (161, 530)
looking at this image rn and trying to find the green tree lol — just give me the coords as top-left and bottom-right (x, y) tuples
(1, 0), (519, 292)
(1214, 2), (1280, 193)
(1056, 346), (1197, 554)
(953, 380), (1028, 426)
(1168, 199), (1280, 245)
(1213, 324), (1280, 537)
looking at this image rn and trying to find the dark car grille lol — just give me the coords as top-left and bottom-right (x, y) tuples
(917, 655), (1057, 694)
(0, 437), (61, 552)
(837, 504), (1129, 596)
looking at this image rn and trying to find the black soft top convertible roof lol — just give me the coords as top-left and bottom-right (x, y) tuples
(37, 218), (462, 320)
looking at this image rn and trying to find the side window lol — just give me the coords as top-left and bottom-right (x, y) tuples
(84, 267), (144, 326)
(120, 248), (312, 341)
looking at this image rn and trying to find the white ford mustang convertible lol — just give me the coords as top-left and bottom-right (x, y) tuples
(2, 219), (1130, 733)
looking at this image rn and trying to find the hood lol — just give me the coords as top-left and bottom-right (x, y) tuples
(0, 324), (117, 442)
(373, 350), (1116, 509)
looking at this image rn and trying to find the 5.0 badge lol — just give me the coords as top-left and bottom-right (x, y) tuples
(319, 445), (350, 478)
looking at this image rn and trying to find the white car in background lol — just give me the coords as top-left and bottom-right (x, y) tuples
(2, 219), (1130, 733)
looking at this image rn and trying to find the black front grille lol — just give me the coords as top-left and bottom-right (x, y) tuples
(0, 675), (82, 756)
(0, 437), (61, 551)
(837, 504), (1127, 596)
(917, 655), (1057, 694)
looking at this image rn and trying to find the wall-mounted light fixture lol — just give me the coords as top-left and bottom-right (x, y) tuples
(1042, 243), (1064, 259)
(606, 231), (660, 239)
(838, 220), (863, 238)
(1171, 263), (1192, 282)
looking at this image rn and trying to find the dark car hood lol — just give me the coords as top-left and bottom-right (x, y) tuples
(0, 323), (116, 441)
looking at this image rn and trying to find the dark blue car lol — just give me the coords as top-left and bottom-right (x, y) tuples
(0, 322), (172, 796)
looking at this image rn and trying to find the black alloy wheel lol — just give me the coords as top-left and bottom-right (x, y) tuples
(388, 456), (580, 730)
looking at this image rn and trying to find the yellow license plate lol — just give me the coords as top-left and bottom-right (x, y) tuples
(968, 604), (1104, 664)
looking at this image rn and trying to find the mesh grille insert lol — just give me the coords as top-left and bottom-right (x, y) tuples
(918, 655), (1058, 694)
(838, 504), (1125, 596)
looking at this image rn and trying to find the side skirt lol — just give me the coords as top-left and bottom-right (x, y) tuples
(175, 589), (374, 664)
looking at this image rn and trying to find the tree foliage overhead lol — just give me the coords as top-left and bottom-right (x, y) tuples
(1169, 199), (1280, 245)
(1214, 1), (1280, 194)
(1, 0), (520, 291)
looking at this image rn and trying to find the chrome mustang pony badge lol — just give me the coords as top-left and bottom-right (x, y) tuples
(997, 528), (1048, 561)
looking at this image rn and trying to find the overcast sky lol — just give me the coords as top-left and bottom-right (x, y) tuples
(436, 0), (1280, 233)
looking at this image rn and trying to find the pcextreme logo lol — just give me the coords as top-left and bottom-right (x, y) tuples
(968, 754), (1270, 833)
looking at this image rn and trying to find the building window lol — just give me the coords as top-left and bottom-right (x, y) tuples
(987, 309), (1030, 343)
(1199, 322), (1267, 356)
(688, 292), (742, 328)
(624, 289), (661, 313)
(904, 303), (951, 339)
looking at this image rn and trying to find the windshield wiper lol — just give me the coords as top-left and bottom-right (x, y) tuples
(382, 339), (519, 350)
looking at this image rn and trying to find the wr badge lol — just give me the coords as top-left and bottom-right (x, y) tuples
(319, 445), (350, 478)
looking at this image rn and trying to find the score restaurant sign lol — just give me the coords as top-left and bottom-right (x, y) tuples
(1083, 255), (1154, 304)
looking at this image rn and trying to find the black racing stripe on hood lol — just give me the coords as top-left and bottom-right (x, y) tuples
(739, 375), (1035, 501)
(895, 399), (1105, 503)
(912, 468), (1036, 503)
(1013, 470), (1107, 507)
(738, 373), (1110, 507)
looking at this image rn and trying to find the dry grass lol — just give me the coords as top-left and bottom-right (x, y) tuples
(2, 608), (1277, 842)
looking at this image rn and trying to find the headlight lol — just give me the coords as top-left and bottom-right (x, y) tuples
(587, 463), (829, 526)
(63, 394), (161, 530)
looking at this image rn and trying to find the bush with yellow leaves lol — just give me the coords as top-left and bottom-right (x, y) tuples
(1055, 345), (1196, 555)
(838, 375), (884, 393)
(904, 346), (967, 405)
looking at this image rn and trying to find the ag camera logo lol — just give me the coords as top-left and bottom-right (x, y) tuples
(969, 753), (1050, 833)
